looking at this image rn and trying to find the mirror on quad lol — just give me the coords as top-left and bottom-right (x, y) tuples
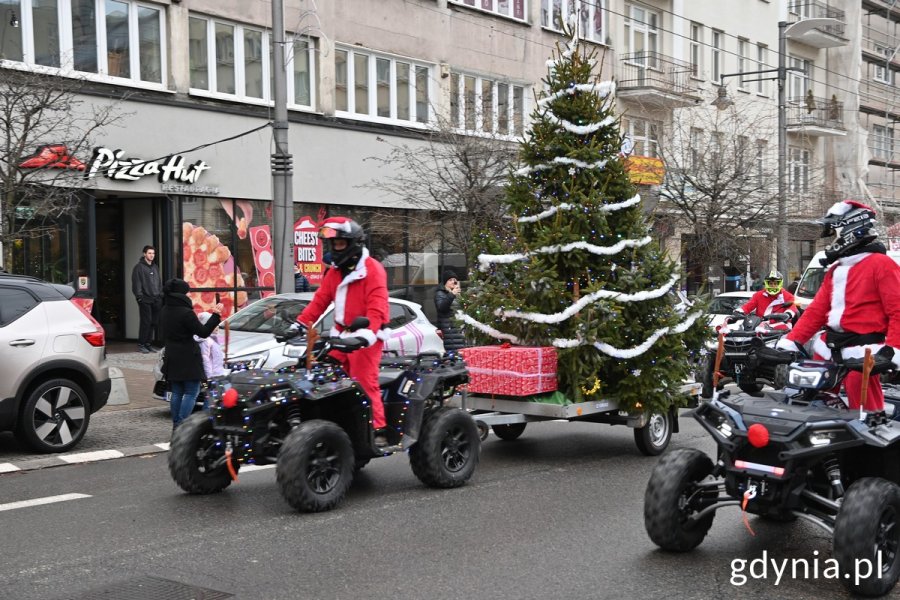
(347, 316), (370, 332)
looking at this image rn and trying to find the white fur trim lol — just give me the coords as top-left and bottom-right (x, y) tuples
(839, 343), (886, 359)
(349, 328), (377, 347)
(828, 263), (849, 331)
(329, 326), (341, 338)
(826, 201), (853, 216)
(376, 329), (391, 342)
(811, 335), (832, 359)
(333, 247), (370, 325)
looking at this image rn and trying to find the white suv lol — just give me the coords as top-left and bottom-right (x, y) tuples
(0, 274), (110, 452)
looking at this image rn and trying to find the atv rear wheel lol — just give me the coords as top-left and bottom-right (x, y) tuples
(644, 448), (715, 551)
(168, 413), (238, 494)
(634, 411), (672, 456)
(834, 477), (900, 597)
(277, 420), (354, 513)
(492, 422), (527, 441)
(737, 381), (764, 394)
(410, 407), (480, 488)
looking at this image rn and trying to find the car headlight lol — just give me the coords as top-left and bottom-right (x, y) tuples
(226, 352), (268, 371)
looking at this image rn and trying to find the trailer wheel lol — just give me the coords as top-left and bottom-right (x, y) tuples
(644, 448), (715, 551)
(492, 423), (527, 441)
(475, 420), (489, 441)
(634, 411), (672, 456)
(834, 477), (900, 596)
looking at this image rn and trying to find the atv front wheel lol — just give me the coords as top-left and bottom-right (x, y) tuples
(644, 448), (715, 551)
(168, 413), (238, 494)
(410, 407), (480, 488)
(834, 477), (900, 597)
(277, 420), (354, 513)
(634, 411), (672, 456)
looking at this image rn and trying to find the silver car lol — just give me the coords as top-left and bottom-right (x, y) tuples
(154, 293), (445, 399)
(0, 274), (111, 452)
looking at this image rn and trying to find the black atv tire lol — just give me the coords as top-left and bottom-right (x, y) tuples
(277, 420), (354, 513)
(834, 477), (900, 597)
(492, 422), (527, 441)
(644, 448), (715, 551)
(773, 364), (790, 390)
(354, 457), (370, 472)
(700, 355), (723, 399)
(737, 381), (764, 395)
(410, 407), (480, 488)
(634, 411), (672, 456)
(168, 413), (238, 494)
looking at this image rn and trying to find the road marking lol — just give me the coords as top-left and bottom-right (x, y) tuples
(155, 443), (170, 451)
(0, 463), (21, 473)
(240, 464), (276, 473)
(0, 493), (91, 512)
(59, 450), (124, 463)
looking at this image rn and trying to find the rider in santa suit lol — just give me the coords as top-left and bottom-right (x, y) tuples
(736, 269), (796, 331)
(776, 200), (900, 411)
(292, 217), (391, 445)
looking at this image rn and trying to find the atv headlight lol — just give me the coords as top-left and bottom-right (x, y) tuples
(703, 408), (734, 439)
(789, 369), (822, 387)
(806, 428), (851, 447)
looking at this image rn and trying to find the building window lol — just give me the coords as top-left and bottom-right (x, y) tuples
(690, 127), (703, 171)
(788, 56), (811, 100)
(756, 139), (767, 187)
(190, 15), (314, 109)
(452, 0), (526, 20)
(622, 117), (660, 159)
(711, 30), (722, 83)
(788, 146), (810, 193)
(788, 0), (812, 18)
(4, 0), (165, 86)
(624, 4), (659, 65)
(690, 22), (702, 78)
(756, 44), (767, 95)
(541, 0), (605, 44)
(335, 46), (431, 125)
(874, 45), (892, 84)
(451, 71), (526, 136)
(873, 125), (895, 161)
(737, 38), (748, 89)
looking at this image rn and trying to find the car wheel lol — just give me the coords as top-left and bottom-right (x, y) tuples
(16, 378), (90, 453)
(410, 407), (480, 488)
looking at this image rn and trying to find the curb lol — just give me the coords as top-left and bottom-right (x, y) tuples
(0, 442), (171, 475)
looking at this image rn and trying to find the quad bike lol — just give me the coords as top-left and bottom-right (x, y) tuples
(701, 309), (793, 397)
(645, 344), (900, 597)
(168, 317), (479, 513)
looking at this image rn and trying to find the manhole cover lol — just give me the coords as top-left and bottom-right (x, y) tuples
(70, 575), (232, 600)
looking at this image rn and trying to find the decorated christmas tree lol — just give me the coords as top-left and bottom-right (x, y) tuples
(458, 25), (707, 415)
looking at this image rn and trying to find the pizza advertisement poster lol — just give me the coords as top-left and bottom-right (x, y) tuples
(249, 224), (276, 298)
(182, 221), (249, 318)
(294, 216), (324, 286)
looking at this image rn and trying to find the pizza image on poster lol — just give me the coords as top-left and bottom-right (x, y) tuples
(249, 225), (276, 298)
(182, 222), (248, 317)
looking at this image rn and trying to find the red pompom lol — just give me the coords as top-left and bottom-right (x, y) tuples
(747, 423), (769, 448)
(222, 388), (239, 409)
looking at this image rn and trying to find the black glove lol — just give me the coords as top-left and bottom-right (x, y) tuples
(331, 336), (369, 353)
(843, 347), (895, 375)
(277, 322), (306, 343)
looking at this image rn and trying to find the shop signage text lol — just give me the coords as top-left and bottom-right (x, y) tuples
(294, 216), (324, 286)
(85, 147), (211, 184)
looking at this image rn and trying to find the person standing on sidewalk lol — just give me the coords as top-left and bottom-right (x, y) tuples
(132, 245), (163, 353)
(160, 279), (222, 429)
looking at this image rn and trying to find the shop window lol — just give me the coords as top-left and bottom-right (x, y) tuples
(450, 71), (527, 137)
(541, 0), (605, 44)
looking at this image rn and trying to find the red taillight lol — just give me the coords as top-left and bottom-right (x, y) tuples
(71, 299), (106, 347)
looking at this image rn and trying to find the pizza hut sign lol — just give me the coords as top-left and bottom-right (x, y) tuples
(84, 147), (210, 183)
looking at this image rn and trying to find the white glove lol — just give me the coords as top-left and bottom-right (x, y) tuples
(775, 338), (802, 353)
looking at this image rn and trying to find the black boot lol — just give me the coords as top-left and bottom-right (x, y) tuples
(374, 428), (388, 448)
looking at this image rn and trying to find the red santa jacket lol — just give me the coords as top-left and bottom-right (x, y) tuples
(741, 289), (796, 318)
(787, 251), (900, 350)
(297, 248), (390, 347)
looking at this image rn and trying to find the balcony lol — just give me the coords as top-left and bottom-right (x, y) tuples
(784, 95), (846, 137)
(786, 1), (849, 48)
(617, 52), (700, 109)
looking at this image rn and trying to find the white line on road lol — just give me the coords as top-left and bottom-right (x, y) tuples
(0, 493), (92, 512)
(0, 463), (21, 473)
(240, 464), (276, 473)
(155, 442), (170, 450)
(59, 450), (124, 463)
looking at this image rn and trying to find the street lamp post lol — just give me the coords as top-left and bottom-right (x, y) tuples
(271, 0), (295, 294)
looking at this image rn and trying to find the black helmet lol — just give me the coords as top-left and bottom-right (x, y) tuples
(817, 201), (878, 263)
(318, 217), (366, 268)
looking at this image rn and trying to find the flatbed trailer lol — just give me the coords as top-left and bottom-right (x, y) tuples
(447, 381), (702, 456)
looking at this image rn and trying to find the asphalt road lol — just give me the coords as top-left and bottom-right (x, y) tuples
(1, 413), (883, 600)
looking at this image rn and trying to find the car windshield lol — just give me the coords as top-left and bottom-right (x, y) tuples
(796, 267), (824, 299)
(709, 296), (748, 315)
(226, 298), (309, 334)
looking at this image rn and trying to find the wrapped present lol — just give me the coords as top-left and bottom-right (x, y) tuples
(460, 345), (557, 396)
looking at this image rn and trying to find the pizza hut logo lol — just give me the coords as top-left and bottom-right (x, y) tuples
(18, 144), (86, 171)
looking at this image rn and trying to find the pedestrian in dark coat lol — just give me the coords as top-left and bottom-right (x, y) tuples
(160, 278), (222, 428)
(434, 269), (465, 353)
(132, 245), (163, 353)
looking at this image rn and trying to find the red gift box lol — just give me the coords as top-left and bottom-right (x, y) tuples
(460, 345), (557, 396)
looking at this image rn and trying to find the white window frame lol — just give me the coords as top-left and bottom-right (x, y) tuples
(5, 0), (167, 91)
(874, 45), (892, 84)
(622, 117), (660, 159)
(788, 56), (812, 100)
(788, 146), (810, 194)
(541, 0), (606, 45)
(756, 139), (767, 187)
(689, 22), (702, 78)
(450, 71), (528, 138)
(335, 45), (433, 127)
(756, 44), (767, 96)
(690, 127), (703, 171)
(737, 38), (748, 90)
(711, 30), (723, 83)
(188, 16), (314, 110)
(450, 0), (527, 21)
(873, 125), (894, 161)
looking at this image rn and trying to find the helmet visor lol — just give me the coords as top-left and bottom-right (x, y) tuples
(318, 226), (340, 239)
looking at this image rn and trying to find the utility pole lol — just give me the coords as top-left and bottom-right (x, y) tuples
(271, 0), (294, 294)
(777, 20), (788, 275)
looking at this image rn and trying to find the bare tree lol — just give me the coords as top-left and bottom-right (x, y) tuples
(0, 68), (126, 268)
(363, 116), (518, 258)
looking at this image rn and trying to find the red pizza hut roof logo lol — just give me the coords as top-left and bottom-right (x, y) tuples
(19, 144), (86, 171)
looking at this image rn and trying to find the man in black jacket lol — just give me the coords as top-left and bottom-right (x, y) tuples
(132, 245), (163, 353)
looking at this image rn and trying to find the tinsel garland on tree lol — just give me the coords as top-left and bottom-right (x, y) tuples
(458, 22), (708, 415)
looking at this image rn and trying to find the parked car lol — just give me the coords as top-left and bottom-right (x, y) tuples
(0, 274), (110, 452)
(706, 291), (754, 331)
(153, 293), (445, 400)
